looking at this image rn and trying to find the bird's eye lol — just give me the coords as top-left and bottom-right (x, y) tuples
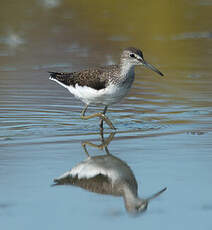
(130, 53), (135, 58)
(135, 206), (140, 210)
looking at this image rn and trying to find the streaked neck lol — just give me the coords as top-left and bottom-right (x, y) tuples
(122, 184), (138, 211)
(120, 59), (135, 77)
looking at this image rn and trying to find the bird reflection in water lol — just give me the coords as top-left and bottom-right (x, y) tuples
(53, 132), (167, 214)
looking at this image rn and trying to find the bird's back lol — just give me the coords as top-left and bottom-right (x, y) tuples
(49, 65), (119, 91)
(54, 155), (138, 196)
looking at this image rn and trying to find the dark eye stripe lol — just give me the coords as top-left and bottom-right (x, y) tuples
(130, 53), (135, 58)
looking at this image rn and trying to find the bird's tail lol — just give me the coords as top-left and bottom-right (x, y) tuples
(48, 71), (69, 88)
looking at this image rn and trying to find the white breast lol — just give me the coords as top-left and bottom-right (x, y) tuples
(55, 156), (126, 183)
(67, 83), (132, 106)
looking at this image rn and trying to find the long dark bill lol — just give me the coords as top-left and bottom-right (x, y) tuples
(146, 187), (167, 202)
(143, 60), (164, 76)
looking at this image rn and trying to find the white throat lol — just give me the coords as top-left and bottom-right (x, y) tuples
(120, 59), (135, 77)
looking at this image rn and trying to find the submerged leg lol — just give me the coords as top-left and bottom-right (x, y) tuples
(99, 106), (108, 131)
(80, 105), (115, 130)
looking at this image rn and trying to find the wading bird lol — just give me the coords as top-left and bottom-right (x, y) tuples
(49, 47), (163, 130)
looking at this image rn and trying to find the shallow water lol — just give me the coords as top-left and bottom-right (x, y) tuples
(1, 0), (212, 229)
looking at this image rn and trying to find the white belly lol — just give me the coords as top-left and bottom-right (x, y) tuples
(67, 83), (131, 106)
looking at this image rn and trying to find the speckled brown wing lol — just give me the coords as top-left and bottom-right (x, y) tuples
(49, 67), (109, 90)
(53, 174), (120, 196)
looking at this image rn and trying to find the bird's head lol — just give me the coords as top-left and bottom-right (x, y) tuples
(124, 187), (167, 215)
(125, 198), (148, 214)
(121, 47), (164, 76)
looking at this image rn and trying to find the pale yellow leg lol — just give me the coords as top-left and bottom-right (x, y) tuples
(81, 132), (115, 156)
(80, 105), (116, 130)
